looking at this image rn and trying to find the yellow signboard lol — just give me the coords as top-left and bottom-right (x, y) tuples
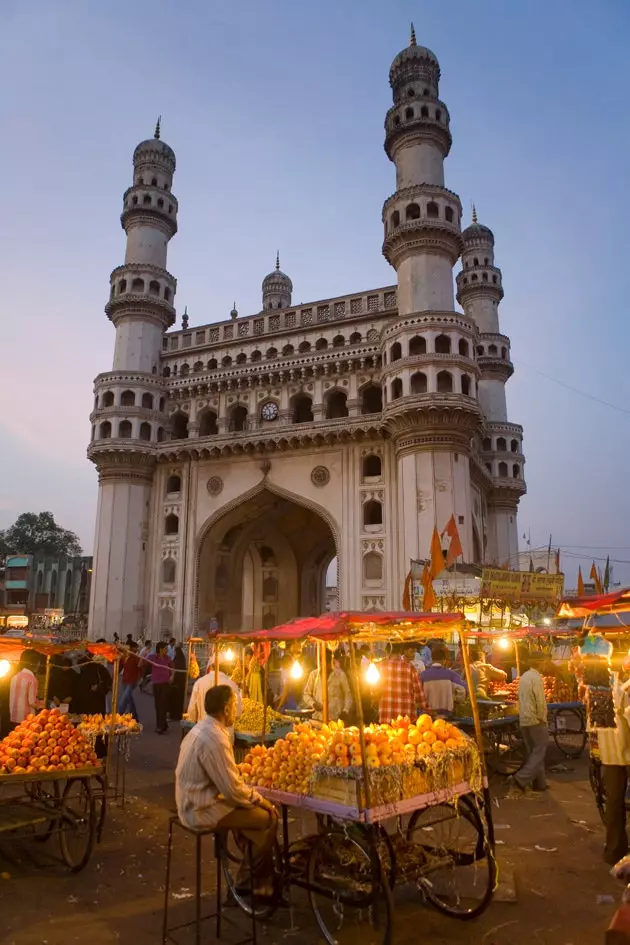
(481, 568), (564, 603)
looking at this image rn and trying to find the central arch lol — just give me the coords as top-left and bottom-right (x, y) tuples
(195, 484), (339, 632)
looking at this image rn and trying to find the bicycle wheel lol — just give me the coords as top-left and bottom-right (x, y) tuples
(552, 708), (586, 759)
(589, 759), (606, 824)
(406, 799), (495, 919)
(59, 778), (97, 872)
(26, 779), (60, 842)
(307, 828), (393, 945)
(220, 831), (281, 920)
(494, 726), (526, 775)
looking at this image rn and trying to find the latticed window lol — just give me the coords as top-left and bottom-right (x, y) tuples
(182, 334), (192, 348)
(169, 336), (179, 350)
(367, 295), (379, 312)
(269, 315), (280, 331)
(209, 327), (219, 342)
(285, 312), (296, 328)
(334, 301), (346, 318)
(195, 331), (205, 344)
(238, 321), (249, 336)
(367, 329), (379, 343)
(317, 305), (330, 322)
(384, 291), (396, 309)
(223, 325), (233, 340)
(253, 319), (264, 335)
(301, 308), (313, 325)
(350, 298), (362, 315)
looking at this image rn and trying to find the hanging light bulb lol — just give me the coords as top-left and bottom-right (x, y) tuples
(289, 658), (304, 680)
(497, 636), (511, 651)
(365, 660), (380, 686)
(0, 659), (10, 679)
(224, 647), (235, 663)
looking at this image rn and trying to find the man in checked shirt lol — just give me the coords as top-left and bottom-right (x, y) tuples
(378, 642), (428, 724)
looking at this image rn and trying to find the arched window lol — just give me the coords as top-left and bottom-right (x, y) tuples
(407, 87), (415, 97)
(405, 106), (414, 120)
(149, 280), (160, 295)
(426, 201), (439, 218)
(193, 361), (204, 372)
(406, 203), (420, 221)
(482, 437), (492, 451)
(282, 344), (294, 356)
(157, 426), (165, 441)
(121, 390), (135, 407)
(171, 412), (189, 439)
(163, 366), (171, 377)
(99, 421), (111, 439)
(180, 363), (190, 376)
(391, 210), (400, 228)
(131, 278), (144, 292)
(266, 347), (278, 359)
(511, 439), (519, 453)
(315, 338), (328, 350)
(151, 177), (158, 186)
(485, 462), (492, 473)
(103, 391), (114, 407)
(391, 378), (403, 400)
(492, 275), (498, 284)
(118, 279), (127, 294)
(501, 347), (507, 359)
(222, 355), (232, 367)
(361, 384), (382, 414)
(473, 257), (479, 266)
(292, 394), (313, 424)
(119, 420), (132, 438)
(498, 462), (508, 478)
(143, 194), (151, 206)
(199, 410), (218, 436)
(164, 287), (172, 301)
(139, 422), (151, 441)
(166, 474), (181, 494)
(350, 332), (361, 344)
(230, 405), (248, 432)
(482, 273), (488, 282)
(363, 552), (383, 582)
(512, 465), (520, 479)
(437, 371), (453, 393)
(445, 207), (454, 223)
(363, 454), (382, 478)
(132, 195), (138, 206)
(435, 108), (442, 121)
(251, 350), (262, 362)
(208, 358), (218, 370)
(298, 341), (311, 353)
(476, 345), (484, 357)
(162, 558), (176, 585)
(326, 389), (348, 419)
(409, 335), (426, 356)
(420, 105), (429, 118)
(496, 437), (507, 451)
(435, 334), (451, 354)
(471, 274), (478, 282)
(391, 341), (402, 361)
(333, 335), (345, 348)
(165, 514), (179, 535)
(411, 371), (427, 394)
(263, 576), (278, 601)
(363, 500), (383, 527)
(236, 352), (246, 364)
(458, 339), (469, 358)
(142, 392), (154, 409)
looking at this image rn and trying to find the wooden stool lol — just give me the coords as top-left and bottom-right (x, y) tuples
(162, 814), (257, 945)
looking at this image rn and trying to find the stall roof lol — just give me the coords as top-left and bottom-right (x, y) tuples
(556, 588), (630, 619)
(0, 637), (118, 662)
(213, 611), (465, 643)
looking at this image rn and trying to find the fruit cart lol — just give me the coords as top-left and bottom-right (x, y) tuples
(211, 611), (496, 945)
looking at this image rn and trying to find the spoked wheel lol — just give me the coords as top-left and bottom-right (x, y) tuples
(589, 759), (606, 824)
(25, 779), (60, 842)
(492, 727), (526, 775)
(59, 778), (96, 872)
(407, 798), (495, 919)
(551, 708), (587, 759)
(220, 831), (281, 920)
(307, 827), (393, 945)
(93, 774), (108, 842)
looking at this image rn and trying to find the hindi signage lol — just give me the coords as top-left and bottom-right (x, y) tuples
(480, 568), (564, 603)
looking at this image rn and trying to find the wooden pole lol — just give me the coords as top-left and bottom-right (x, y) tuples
(460, 630), (494, 849)
(214, 642), (219, 686)
(106, 654), (120, 784)
(514, 640), (521, 678)
(348, 636), (372, 815)
(261, 656), (269, 740)
(43, 654), (51, 706)
(320, 641), (329, 724)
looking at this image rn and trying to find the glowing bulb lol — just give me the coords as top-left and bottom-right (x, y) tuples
(543, 618), (551, 626)
(224, 647), (235, 662)
(365, 661), (380, 686)
(497, 636), (511, 651)
(0, 660), (10, 679)
(289, 659), (303, 681)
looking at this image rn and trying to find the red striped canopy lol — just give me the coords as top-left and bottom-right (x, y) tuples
(213, 611), (464, 643)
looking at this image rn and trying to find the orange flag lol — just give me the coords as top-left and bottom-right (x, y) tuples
(442, 514), (463, 567)
(421, 562), (436, 611)
(402, 570), (412, 611)
(577, 566), (585, 596)
(429, 526), (445, 579)
(590, 562), (603, 594)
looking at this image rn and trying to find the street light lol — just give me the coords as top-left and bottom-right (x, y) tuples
(289, 658), (304, 681)
(365, 661), (380, 686)
(0, 659), (11, 679)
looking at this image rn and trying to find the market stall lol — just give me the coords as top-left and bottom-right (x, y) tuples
(211, 611), (496, 944)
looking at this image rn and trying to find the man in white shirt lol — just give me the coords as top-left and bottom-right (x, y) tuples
(176, 684), (277, 894)
(596, 671), (630, 864)
(508, 647), (548, 794)
(9, 652), (39, 727)
(187, 667), (242, 738)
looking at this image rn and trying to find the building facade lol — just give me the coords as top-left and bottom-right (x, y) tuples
(87, 33), (526, 641)
(0, 554), (92, 625)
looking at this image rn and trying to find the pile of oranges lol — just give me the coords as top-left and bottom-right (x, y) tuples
(240, 723), (327, 794)
(0, 709), (100, 776)
(78, 713), (142, 735)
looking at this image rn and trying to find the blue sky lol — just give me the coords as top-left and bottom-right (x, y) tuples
(1, 0), (629, 586)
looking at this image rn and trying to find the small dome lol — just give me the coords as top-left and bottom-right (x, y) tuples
(133, 118), (176, 168)
(389, 24), (440, 86)
(462, 206), (494, 244)
(262, 253), (293, 292)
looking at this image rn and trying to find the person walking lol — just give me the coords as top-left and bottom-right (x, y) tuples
(595, 667), (630, 864)
(138, 639), (153, 693)
(508, 646), (549, 794)
(152, 641), (173, 734)
(118, 642), (142, 721)
(168, 644), (188, 722)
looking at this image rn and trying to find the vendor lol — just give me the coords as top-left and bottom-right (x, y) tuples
(507, 645), (548, 795)
(420, 644), (467, 714)
(187, 661), (242, 739)
(176, 685), (278, 896)
(468, 644), (508, 699)
(303, 649), (352, 722)
(378, 642), (427, 724)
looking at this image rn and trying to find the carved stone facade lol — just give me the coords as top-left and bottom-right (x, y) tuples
(87, 36), (526, 641)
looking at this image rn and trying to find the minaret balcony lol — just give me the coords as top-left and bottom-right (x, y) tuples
(384, 99), (452, 160)
(121, 185), (178, 238)
(487, 477), (528, 507)
(456, 267), (504, 305)
(476, 333), (513, 381)
(383, 219), (463, 268)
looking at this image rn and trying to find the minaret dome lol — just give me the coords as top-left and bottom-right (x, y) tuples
(262, 252), (293, 310)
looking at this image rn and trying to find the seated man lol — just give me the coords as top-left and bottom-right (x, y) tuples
(175, 684), (277, 894)
(420, 644), (467, 715)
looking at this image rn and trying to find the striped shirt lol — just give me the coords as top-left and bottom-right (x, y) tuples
(9, 668), (38, 723)
(378, 656), (427, 724)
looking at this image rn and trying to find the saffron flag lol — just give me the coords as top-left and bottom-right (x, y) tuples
(429, 526), (445, 579)
(442, 514), (463, 567)
(577, 566), (585, 596)
(590, 562), (603, 594)
(604, 556), (611, 591)
(402, 570), (412, 611)
(421, 562), (436, 611)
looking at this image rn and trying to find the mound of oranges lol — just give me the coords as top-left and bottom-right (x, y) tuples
(0, 709), (100, 776)
(239, 722), (328, 795)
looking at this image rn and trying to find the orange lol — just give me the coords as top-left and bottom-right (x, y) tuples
(431, 740), (446, 753)
(422, 730), (437, 745)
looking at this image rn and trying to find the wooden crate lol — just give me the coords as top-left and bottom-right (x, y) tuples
(312, 770), (401, 808)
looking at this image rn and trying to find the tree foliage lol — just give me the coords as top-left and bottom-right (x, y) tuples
(0, 512), (83, 558)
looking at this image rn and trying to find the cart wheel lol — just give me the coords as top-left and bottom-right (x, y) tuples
(307, 828), (393, 945)
(406, 798), (495, 919)
(28, 780), (60, 842)
(220, 831), (281, 920)
(552, 708), (587, 759)
(494, 727), (526, 775)
(589, 758), (606, 824)
(59, 778), (96, 872)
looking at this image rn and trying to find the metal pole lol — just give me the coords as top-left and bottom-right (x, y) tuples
(460, 630), (494, 849)
(214, 642), (219, 686)
(320, 641), (329, 724)
(106, 654), (120, 785)
(261, 656), (268, 740)
(347, 636), (372, 814)
(43, 654), (51, 706)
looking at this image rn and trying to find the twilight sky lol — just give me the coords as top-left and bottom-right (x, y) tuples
(1, 0), (629, 587)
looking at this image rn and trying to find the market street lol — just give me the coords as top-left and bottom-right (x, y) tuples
(0, 691), (620, 945)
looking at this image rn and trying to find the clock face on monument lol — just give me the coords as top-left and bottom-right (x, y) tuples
(261, 402), (279, 422)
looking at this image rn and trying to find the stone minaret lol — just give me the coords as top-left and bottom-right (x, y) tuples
(261, 252), (293, 311)
(381, 28), (481, 572)
(87, 120), (179, 639)
(457, 209), (526, 564)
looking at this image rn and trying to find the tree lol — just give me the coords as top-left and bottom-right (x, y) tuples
(0, 512), (83, 558)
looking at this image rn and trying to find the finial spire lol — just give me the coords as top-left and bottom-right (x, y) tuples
(472, 203), (477, 225)
(181, 305), (188, 329)
(154, 115), (161, 140)
(230, 301), (238, 320)
(410, 22), (417, 47)
(275, 251), (280, 271)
